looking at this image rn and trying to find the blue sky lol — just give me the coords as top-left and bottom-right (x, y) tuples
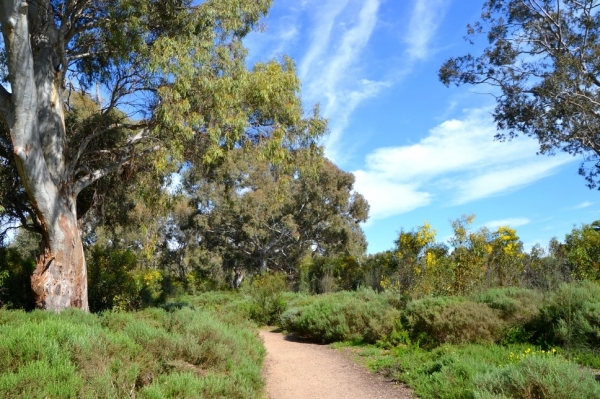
(244, 0), (600, 254)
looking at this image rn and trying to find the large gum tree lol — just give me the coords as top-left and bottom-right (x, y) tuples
(0, 0), (323, 311)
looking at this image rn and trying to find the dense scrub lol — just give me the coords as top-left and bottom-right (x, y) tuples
(0, 306), (264, 399)
(269, 283), (600, 399)
(280, 289), (402, 343)
(366, 344), (600, 399)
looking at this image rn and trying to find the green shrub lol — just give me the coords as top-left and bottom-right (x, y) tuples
(0, 247), (35, 310)
(405, 297), (504, 346)
(473, 354), (600, 398)
(474, 287), (543, 323)
(474, 287), (544, 344)
(529, 281), (600, 351)
(243, 272), (289, 325)
(280, 289), (401, 343)
(369, 343), (520, 399)
(87, 245), (165, 312)
(0, 305), (264, 398)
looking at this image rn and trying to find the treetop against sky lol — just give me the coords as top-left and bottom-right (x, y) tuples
(243, 0), (600, 253)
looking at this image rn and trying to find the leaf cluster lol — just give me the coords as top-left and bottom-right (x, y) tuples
(440, 0), (600, 187)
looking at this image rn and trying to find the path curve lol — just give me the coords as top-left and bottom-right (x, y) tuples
(260, 328), (414, 399)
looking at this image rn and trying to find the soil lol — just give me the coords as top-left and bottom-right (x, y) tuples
(260, 328), (414, 399)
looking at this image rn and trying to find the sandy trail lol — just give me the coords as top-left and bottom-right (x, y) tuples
(260, 328), (414, 399)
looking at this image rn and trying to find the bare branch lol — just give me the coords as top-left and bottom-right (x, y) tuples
(73, 143), (159, 195)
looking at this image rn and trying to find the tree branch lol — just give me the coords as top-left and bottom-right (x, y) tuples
(73, 143), (159, 195)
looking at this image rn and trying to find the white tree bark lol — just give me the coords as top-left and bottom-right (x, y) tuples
(0, 0), (88, 311)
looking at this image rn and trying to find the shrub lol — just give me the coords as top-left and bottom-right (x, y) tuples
(243, 272), (289, 325)
(0, 247), (35, 310)
(474, 287), (544, 344)
(87, 245), (165, 312)
(529, 281), (600, 351)
(0, 306), (265, 398)
(369, 343), (519, 399)
(473, 354), (600, 398)
(280, 289), (401, 343)
(405, 297), (504, 346)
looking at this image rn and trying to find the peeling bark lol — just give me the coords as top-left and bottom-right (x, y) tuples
(31, 210), (89, 311)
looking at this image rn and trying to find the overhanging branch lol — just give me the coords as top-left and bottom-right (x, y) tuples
(73, 143), (159, 195)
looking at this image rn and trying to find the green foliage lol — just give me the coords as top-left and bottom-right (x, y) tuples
(530, 282), (600, 351)
(0, 247), (35, 310)
(302, 255), (364, 293)
(474, 287), (544, 343)
(405, 297), (505, 346)
(564, 224), (600, 281)
(473, 354), (600, 399)
(368, 342), (599, 399)
(0, 306), (264, 398)
(243, 272), (289, 325)
(280, 289), (401, 344)
(87, 245), (164, 312)
(184, 151), (367, 280)
(369, 343), (517, 399)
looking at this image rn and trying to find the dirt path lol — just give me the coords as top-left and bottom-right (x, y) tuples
(260, 328), (414, 399)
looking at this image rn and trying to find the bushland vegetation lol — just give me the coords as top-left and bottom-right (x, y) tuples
(0, 305), (264, 398)
(2, 203), (600, 397)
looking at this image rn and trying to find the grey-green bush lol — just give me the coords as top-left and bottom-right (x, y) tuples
(280, 289), (401, 343)
(405, 296), (504, 346)
(530, 281), (600, 350)
(0, 306), (265, 398)
(474, 287), (545, 344)
(473, 354), (600, 399)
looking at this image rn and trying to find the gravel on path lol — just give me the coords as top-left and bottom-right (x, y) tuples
(260, 328), (414, 399)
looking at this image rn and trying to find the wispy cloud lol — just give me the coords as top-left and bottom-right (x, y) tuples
(299, 0), (350, 81)
(569, 201), (594, 210)
(243, 8), (303, 62)
(353, 107), (576, 220)
(297, 0), (385, 161)
(483, 218), (531, 230)
(405, 0), (451, 61)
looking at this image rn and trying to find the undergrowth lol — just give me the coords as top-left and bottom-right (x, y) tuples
(0, 305), (264, 399)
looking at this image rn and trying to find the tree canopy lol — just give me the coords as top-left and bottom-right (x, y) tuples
(181, 148), (369, 276)
(439, 0), (600, 188)
(0, 0), (325, 310)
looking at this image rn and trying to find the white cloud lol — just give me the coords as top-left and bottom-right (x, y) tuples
(297, 0), (385, 161)
(405, 0), (451, 61)
(483, 218), (531, 230)
(353, 108), (576, 220)
(299, 0), (350, 81)
(570, 201), (594, 210)
(353, 170), (432, 220)
(452, 158), (570, 204)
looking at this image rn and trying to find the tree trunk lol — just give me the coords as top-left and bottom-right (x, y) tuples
(0, 0), (89, 311)
(31, 203), (89, 311)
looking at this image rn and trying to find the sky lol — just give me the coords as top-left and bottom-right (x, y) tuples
(243, 0), (600, 254)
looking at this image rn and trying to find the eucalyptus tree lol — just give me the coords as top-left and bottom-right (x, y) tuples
(440, 0), (600, 187)
(0, 0), (323, 310)
(184, 149), (369, 277)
